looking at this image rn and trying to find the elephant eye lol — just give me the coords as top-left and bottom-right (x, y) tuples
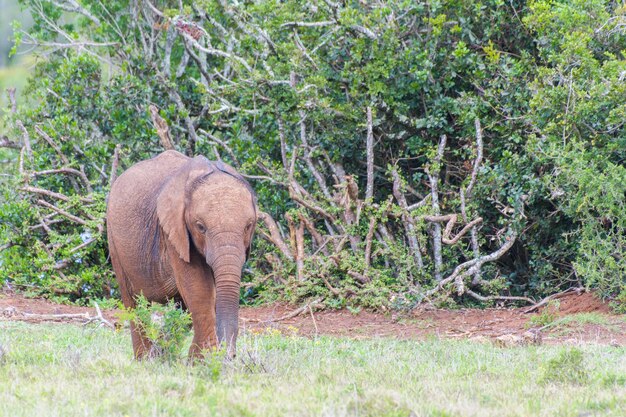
(196, 222), (206, 233)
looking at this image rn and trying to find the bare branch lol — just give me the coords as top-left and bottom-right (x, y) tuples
(36, 199), (88, 226)
(391, 168), (423, 269)
(281, 20), (336, 28)
(49, 0), (101, 26)
(365, 106), (374, 201)
(198, 129), (240, 166)
(465, 290), (535, 305)
(0, 136), (21, 149)
(149, 105), (175, 150)
(428, 134), (447, 281)
(423, 230), (518, 300)
(364, 215), (377, 273)
(16, 121), (32, 160)
(258, 212), (293, 261)
(109, 144), (120, 186)
(31, 167), (91, 193)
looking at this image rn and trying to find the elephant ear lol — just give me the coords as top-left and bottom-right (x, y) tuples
(156, 156), (212, 263)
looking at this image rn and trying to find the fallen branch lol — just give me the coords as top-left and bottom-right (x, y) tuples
(83, 302), (115, 329)
(523, 287), (585, 314)
(243, 298), (323, 323)
(465, 289), (535, 305)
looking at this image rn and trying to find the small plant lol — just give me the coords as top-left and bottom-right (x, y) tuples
(540, 348), (589, 384)
(117, 295), (191, 362)
(195, 349), (226, 382)
(529, 300), (560, 327)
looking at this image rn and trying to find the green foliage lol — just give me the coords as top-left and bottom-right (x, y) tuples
(117, 295), (192, 362)
(540, 348), (589, 385)
(528, 300), (560, 327)
(0, 0), (625, 310)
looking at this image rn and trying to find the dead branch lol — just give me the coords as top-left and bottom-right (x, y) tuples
(166, 86), (200, 155)
(49, 0), (101, 26)
(149, 105), (175, 150)
(465, 289), (535, 305)
(299, 213), (328, 255)
(423, 230), (518, 300)
(365, 106), (374, 201)
(391, 168), (423, 269)
(198, 129), (240, 166)
(83, 302), (115, 329)
(523, 287), (585, 314)
(442, 217), (483, 245)
(295, 221), (305, 282)
(243, 298), (323, 323)
(0, 136), (21, 149)
(281, 20), (336, 28)
(291, 72), (331, 199)
(16, 121), (33, 160)
(22, 312), (89, 320)
(69, 237), (98, 253)
(34, 126), (70, 165)
(347, 270), (370, 284)
(109, 144), (120, 186)
(36, 199), (89, 226)
(277, 115), (288, 169)
(428, 134), (447, 281)
(31, 168), (91, 193)
(364, 215), (377, 272)
(258, 212), (294, 261)
(21, 186), (91, 203)
(462, 117), (484, 284)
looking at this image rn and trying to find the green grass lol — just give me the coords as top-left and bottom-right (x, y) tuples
(0, 322), (625, 416)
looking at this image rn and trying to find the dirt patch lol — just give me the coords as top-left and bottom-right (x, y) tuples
(1, 290), (624, 346)
(554, 292), (612, 315)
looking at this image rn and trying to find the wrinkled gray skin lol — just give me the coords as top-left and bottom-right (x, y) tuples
(106, 150), (256, 359)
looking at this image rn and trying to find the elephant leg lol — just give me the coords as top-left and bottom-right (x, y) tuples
(130, 320), (155, 359)
(109, 247), (155, 360)
(171, 254), (218, 360)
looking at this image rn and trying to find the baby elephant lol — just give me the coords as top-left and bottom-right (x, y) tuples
(106, 150), (256, 359)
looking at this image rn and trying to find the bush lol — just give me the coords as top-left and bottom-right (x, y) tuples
(0, 0), (625, 311)
(118, 295), (192, 362)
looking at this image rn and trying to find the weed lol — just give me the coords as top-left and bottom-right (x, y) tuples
(117, 295), (191, 362)
(540, 348), (589, 384)
(529, 300), (560, 327)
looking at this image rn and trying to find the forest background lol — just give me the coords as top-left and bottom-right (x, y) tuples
(1, 0), (625, 312)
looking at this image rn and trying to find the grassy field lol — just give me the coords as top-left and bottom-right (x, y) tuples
(0, 321), (625, 417)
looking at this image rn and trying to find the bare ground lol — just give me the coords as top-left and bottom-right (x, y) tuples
(1, 290), (624, 346)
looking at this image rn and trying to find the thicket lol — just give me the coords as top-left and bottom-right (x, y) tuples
(0, 0), (625, 311)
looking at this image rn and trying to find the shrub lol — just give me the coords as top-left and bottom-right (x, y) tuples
(118, 295), (191, 362)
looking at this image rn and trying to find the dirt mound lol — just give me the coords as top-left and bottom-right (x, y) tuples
(555, 291), (612, 315)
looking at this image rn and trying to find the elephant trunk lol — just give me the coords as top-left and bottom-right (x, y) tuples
(211, 253), (243, 358)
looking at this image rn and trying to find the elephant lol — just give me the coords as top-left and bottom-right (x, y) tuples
(106, 150), (257, 359)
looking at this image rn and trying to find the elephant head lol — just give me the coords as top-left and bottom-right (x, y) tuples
(156, 156), (256, 356)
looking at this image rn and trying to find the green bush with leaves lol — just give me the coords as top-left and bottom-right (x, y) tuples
(117, 295), (192, 362)
(0, 0), (624, 310)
